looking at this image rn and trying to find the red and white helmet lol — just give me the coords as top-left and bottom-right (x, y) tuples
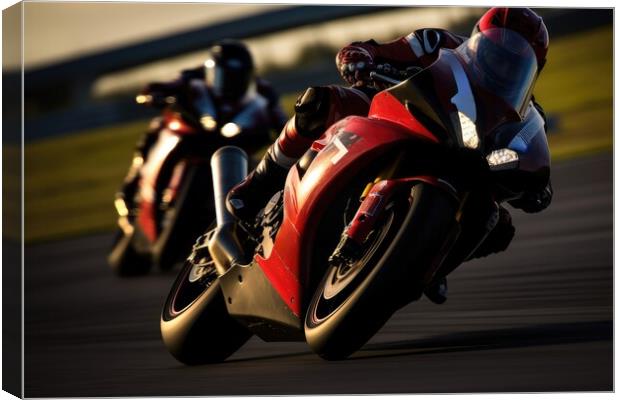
(473, 7), (549, 71)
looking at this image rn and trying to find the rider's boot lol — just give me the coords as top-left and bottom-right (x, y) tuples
(226, 88), (333, 221)
(424, 199), (514, 305)
(424, 277), (448, 304)
(226, 147), (291, 221)
(466, 205), (515, 260)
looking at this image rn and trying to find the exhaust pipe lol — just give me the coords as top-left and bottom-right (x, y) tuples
(208, 146), (248, 275)
(210, 146), (248, 226)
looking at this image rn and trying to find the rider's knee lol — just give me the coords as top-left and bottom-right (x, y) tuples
(294, 86), (333, 138)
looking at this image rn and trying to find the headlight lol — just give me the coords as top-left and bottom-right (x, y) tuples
(168, 120), (181, 131)
(135, 94), (151, 104)
(114, 197), (129, 218)
(200, 115), (217, 131)
(486, 148), (519, 171)
(204, 59), (215, 69)
(457, 111), (479, 149)
(220, 122), (241, 138)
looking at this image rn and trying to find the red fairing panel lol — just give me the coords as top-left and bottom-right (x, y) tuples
(368, 91), (437, 142)
(255, 114), (437, 316)
(138, 200), (158, 242)
(163, 111), (196, 135)
(137, 129), (181, 242)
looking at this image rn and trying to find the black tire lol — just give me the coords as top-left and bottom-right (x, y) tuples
(155, 163), (214, 272)
(108, 229), (152, 277)
(160, 242), (251, 365)
(304, 183), (457, 360)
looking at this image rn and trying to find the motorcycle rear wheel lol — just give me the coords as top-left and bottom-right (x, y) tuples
(304, 183), (457, 360)
(160, 238), (252, 365)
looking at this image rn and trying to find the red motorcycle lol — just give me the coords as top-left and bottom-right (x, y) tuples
(160, 28), (550, 362)
(108, 91), (273, 276)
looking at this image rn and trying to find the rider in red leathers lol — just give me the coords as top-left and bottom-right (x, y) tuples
(227, 8), (554, 303)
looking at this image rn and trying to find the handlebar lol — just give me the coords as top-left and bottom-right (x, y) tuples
(135, 93), (177, 107)
(368, 65), (422, 88)
(369, 71), (403, 86)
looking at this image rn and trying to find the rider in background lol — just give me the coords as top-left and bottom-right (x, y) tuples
(226, 8), (554, 302)
(118, 39), (288, 207)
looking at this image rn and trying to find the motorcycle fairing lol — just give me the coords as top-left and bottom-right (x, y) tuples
(219, 259), (305, 341)
(377, 50), (469, 148)
(164, 110), (196, 135)
(255, 115), (438, 317)
(381, 48), (521, 152)
(137, 129), (182, 242)
(376, 65), (455, 146)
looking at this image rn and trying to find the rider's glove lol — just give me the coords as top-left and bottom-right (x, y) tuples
(336, 43), (376, 86)
(509, 182), (553, 213)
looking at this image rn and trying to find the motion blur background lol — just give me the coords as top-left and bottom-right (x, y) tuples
(4, 4), (612, 242)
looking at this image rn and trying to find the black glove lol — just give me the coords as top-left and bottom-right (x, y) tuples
(509, 182), (553, 213)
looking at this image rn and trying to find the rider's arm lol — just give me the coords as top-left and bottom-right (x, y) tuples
(509, 100), (553, 213)
(492, 104), (553, 213)
(369, 29), (466, 66)
(531, 96), (548, 134)
(336, 29), (466, 84)
(139, 66), (204, 107)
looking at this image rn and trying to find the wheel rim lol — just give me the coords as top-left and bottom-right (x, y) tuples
(312, 205), (397, 322)
(168, 258), (218, 317)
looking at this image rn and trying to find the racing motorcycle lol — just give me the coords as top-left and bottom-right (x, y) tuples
(160, 28), (550, 362)
(108, 88), (273, 276)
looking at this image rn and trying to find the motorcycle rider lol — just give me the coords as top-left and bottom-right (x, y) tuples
(226, 8), (553, 303)
(118, 39), (288, 208)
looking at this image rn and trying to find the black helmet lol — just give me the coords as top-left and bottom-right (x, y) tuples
(204, 40), (254, 101)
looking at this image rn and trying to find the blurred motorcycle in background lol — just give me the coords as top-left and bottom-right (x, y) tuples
(108, 59), (287, 276)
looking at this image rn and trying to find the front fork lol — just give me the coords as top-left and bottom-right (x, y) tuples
(329, 155), (497, 287)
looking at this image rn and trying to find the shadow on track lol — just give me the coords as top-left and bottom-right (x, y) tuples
(198, 320), (612, 364)
(352, 320), (612, 360)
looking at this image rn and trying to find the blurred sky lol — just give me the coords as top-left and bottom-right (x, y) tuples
(21, 2), (285, 69)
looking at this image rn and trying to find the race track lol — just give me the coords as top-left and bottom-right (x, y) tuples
(24, 152), (613, 396)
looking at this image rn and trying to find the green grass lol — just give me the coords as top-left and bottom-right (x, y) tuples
(534, 26), (613, 160)
(25, 121), (148, 241)
(24, 26), (613, 242)
(4, 145), (22, 241)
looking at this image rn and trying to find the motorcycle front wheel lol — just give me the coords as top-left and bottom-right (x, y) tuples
(160, 235), (252, 365)
(304, 183), (457, 360)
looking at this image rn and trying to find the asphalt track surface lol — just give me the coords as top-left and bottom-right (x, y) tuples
(25, 153), (613, 396)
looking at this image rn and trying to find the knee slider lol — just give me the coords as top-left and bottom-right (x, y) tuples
(294, 86), (332, 138)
